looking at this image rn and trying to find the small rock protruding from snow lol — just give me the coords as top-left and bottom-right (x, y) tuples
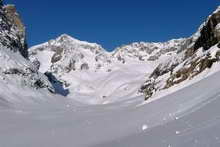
(142, 124), (148, 131)
(175, 131), (180, 135)
(175, 116), (179, 120)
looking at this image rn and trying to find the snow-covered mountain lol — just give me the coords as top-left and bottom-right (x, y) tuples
(1, 0), (220, 146)
(112, 38), (187, 63)
(29, 34), (156, 104)
(28, 25), (194, 104)
(29, 6), (220, 104)
(29, 34), (112, 74)
(30, 34), (186, 104)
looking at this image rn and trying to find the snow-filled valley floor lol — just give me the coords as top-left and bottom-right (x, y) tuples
(1, 67), (220, 147)
(64, 61), (155, 104)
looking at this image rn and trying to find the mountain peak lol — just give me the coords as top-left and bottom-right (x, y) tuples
(58, 34), (77, 41)
(213, 6), (220, 14)
(55, 34), (102, 48)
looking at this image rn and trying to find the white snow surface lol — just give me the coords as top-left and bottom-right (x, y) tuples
(66, 61), (153, 104)
(1, 64), (220, 147)
(1, 36), (220, 146)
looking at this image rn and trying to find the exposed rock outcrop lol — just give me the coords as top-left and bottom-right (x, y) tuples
(140, 6), (220, 100)
(139, 79), (157, 100)
(194, 8), (220, 51)
(164, 53), (219, 89)
(0, 0), (55, 93)
(0, 2), (28, 58)
(113, 39), (187, 63)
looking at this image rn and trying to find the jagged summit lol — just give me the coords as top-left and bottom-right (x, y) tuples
(56, 34), (102, 47)
(112, 38), (188, 63)
(29, 33), (111, 76)
(56, 34), (92, 46)
(59, 34), (75, 40)
(32, 33), (106, 53)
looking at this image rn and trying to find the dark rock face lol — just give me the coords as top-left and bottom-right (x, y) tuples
(3, 67), (55, 92)
(149, 38), (194, 79)
(3, 68), (24, 75)
(32, 59), (41, 72)
(194, 10), (220, 51)
(218, 43), (220, 48)
(164, 55), (219, 89)
(0, 1), (55, 93)
(0, 2), (28, 58)
(65, 59), (76, 72)
(51, 46), (63, 63)
(150, 63), (177, 79)
(139, 79), (156, 100)
(81, 63), (89, 70)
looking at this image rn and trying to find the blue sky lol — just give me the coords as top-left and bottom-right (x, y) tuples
(5, 0), (219, 51)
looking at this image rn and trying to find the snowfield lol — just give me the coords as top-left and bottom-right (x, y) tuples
(1, 65), (220, 147)
(64, 60), (154, 104)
